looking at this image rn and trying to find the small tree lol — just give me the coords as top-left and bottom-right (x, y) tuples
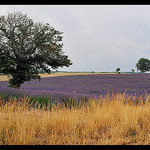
(136, 58), (150, 73)
(116, 68), (120, 74)
(0, 12), (72, 88)
(131, 69), (134, 74)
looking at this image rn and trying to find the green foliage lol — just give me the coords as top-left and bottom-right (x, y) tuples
(0, 11), (72, 88)
(0, 92), (91, 111)
(136, 58), (150, 73)
(131, 69), (134, 74)
(116, 68), (120, 73)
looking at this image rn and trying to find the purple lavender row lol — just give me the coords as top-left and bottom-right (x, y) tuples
(0, 73), (150, 99)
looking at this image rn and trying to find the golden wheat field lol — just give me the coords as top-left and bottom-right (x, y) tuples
(1, 93), (150, 145)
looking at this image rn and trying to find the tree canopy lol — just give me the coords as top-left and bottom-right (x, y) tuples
(0, 11), (72, 88)
(116, 68), (120, 73)
(136, 58), (150, 73)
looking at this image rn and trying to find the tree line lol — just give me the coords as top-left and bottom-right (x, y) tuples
(116, 58), (150, 74)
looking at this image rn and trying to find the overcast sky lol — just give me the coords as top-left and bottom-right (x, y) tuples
(0, 5), (150, 72)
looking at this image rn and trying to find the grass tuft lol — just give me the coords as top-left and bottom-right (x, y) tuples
(1, 93), (150, 145)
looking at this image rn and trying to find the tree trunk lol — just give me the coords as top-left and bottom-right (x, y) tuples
(12, 81), (20, 89)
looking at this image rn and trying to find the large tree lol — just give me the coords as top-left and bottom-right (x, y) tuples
(0, 12), (72, 88)
(136, 58), (150, 73)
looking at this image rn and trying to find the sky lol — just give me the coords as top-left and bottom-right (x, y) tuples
(0, 5), (150, 72)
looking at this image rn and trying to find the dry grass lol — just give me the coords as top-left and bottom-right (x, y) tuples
(1, 93), (150, 145)
(40, 72), (117, 78)
(0, 75), (10, 81)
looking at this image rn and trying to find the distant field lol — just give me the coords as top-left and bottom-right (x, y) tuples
(0, 72), (117, 81)
(0, 73), (149, 99)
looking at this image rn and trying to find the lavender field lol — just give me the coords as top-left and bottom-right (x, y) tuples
(2, 73), (150, 145)
(0, 73), (150, 99)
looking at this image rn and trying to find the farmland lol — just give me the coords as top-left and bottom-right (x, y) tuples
(1, 93), (150, 145)
(1, 73), (150, 145)
(0, 73), (150, 99)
